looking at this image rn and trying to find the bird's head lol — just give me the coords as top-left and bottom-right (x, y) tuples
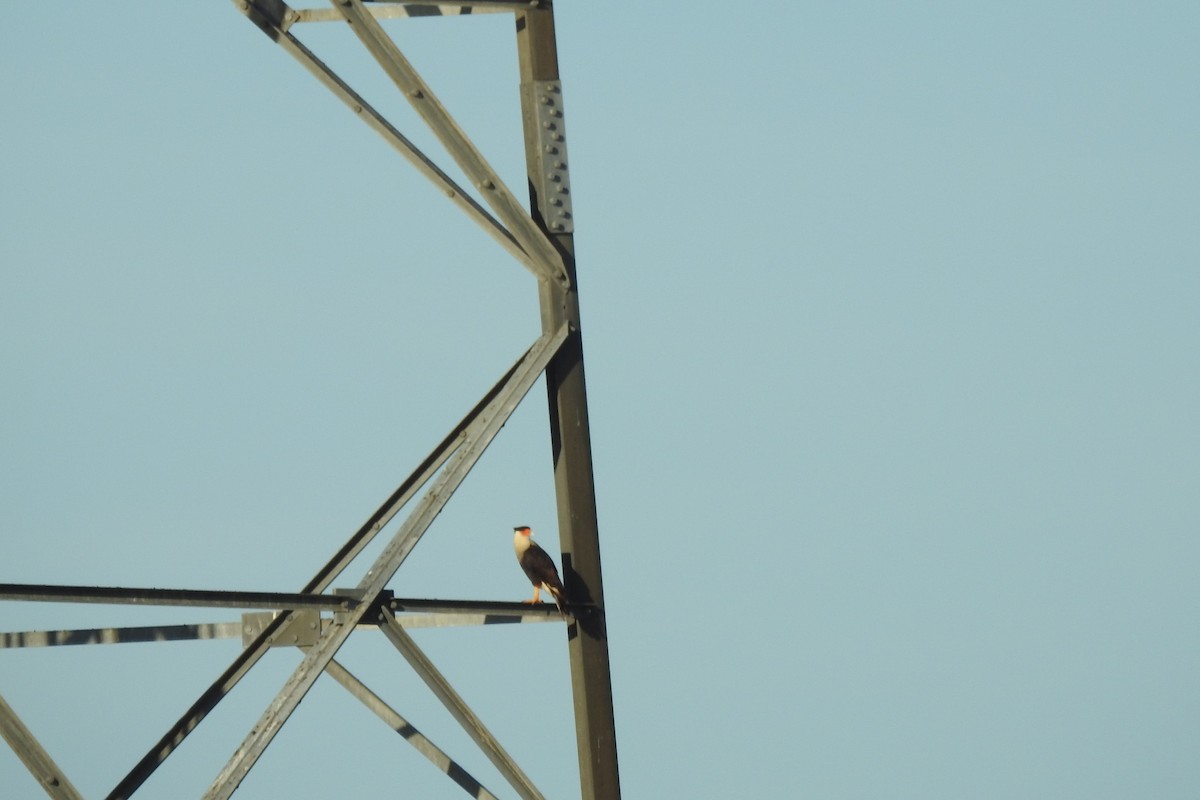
(513, 526), (532, 537)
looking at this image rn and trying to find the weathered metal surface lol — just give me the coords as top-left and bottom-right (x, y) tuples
(0, 583), (354, 611)
(332, 0), (570, 287)
(525, 79), (574, 233)
(202, 326), (566, 800)
(379, 610), (545, 800)
(324, 659), (503, 800)
(517, 8), (623, 799)
(0, 694), (83, 800)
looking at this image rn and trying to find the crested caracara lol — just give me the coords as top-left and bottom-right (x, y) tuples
(512, 525), (568, 616)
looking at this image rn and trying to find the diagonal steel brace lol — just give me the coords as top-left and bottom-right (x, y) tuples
(202, 323), (567, 799)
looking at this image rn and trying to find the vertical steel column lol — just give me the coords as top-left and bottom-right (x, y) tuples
(516, 9), (622, 800)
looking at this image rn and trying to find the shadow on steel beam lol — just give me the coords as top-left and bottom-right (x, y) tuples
(561, 554), (603, 643)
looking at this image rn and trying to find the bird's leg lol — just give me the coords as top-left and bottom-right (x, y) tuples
(523, 585), (542, 604)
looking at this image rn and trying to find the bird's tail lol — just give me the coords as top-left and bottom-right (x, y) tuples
(547, 584), (571, 620)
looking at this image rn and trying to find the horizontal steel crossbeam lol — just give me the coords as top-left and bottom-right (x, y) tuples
(294, 0), (546, 24)
(0, 583), (360, 611)
(0, 623), (244, 650)
(0, 606), (563, 650)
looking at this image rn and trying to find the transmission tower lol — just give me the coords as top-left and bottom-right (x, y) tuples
(0, 2), (620, 798)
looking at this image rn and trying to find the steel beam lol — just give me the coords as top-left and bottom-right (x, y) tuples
(202, 326), (566, 799)
(106, 611), (291, 799)
(236, 0), (537, 275)
(324, 658), (502, 800)
(0, 623), (243, 650)
(106, 336), (555, 799)
(389, 596), (578, 614)
(0, 694), (83, 800)
(0, 601), (563, 650)
(294, 0), (541, 24)
(2, 608), (562, 650)
(331, 0), (570, 288)
(0, 583), (356, 611)
(0, 9), (618, 799)
(393, 609), (559, 628)
(299, 336), (530, 596)
(378, 610), (544, 800)
(516, 8), (623, 800)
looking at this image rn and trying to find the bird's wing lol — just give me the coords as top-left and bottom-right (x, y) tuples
(521, 542), (564, 590)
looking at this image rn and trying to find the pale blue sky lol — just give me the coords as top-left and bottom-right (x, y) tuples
(2, 2), (1198, 798)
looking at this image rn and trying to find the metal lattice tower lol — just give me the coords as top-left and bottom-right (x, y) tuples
(0, 2), (620, 798)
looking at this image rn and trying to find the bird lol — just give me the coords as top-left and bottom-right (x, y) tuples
(512, 525), (568, 617)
